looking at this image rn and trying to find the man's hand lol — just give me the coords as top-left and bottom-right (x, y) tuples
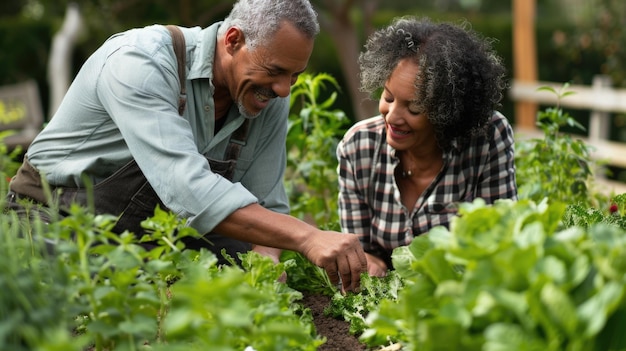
(299, 230), (367, 292)
(214, 204), (367, 291)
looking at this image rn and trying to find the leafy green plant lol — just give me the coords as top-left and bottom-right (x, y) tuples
(0, 199), (323, 350)
(54, 205), (193, 351)
(0, 210), (88, 351)
(362, 198), (626, 350)
(285, 72), (350, 227)
(325, 272), (404, 336)
(515, 84), (604, 207)
(0, 131), (24, 188)
(563, 193), (626, 230)
(282, 250), (338, 296)
(158, 251), (324, 351)
(283, 249), (404, 338)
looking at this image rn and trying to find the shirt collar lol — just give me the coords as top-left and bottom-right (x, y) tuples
(187, 21), (222, 80)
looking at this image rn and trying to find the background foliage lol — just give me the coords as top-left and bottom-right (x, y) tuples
(1, 0), (623, 129)
(285, 73), (349, 228)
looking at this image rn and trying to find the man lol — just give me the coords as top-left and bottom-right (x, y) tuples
(7, 0), (366, 291)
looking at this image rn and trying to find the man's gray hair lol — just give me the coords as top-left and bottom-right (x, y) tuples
(218, 0), (319, 50)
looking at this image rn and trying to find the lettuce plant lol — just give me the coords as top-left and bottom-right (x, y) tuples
(325, 271), (404, 336)
(362, 199), (626, 351)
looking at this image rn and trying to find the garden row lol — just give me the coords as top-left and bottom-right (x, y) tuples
(1, 76), (625, 350)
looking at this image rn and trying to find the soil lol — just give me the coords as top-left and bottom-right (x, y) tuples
(300, 292), (368, 351)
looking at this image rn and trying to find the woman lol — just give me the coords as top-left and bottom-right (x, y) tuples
(337, 16), (517, 277)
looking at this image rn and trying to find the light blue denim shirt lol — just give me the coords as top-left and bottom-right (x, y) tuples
(26, 23), (290, 234)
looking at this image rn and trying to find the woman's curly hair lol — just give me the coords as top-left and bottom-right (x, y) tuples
(359, 16), (507, 151)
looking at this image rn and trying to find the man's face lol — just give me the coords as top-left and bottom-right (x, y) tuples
(228, 22), (313, 118)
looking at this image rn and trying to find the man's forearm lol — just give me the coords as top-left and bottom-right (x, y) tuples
(213, 203), (314, 252)
(213, 202), (368, 292)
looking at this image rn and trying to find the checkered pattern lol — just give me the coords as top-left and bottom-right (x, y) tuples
(337, 112), (517, 260)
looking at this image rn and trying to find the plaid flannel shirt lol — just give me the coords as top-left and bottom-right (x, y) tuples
(337, 112), (517, 263)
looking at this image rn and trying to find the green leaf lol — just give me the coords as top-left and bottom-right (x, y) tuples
(532, 256), (567, 285)
(483, 323), (546, 351)
(577, 281), (624, 337)
(428, 225), (457, 250)
(421, 249), (459, 284)
(440, 300), (472, 329)
(117, 314), (158, 336)
(539, 283), (578, 337)
(87, 319), (118, 338)
(415, 319), (465, 350)
(488, 289), (533, 330)
(282, 250), (337, 296)
(514, 221), (545, 250)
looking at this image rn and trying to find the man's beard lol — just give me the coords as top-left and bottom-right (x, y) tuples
(238, 87), (278, 119)
(237, 101), (260, 119)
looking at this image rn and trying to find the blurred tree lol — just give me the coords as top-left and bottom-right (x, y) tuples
(551, 0), (625, 88)
(26, 0), (234, 49)
(548, 0), (626, 144)
(18, 0), (385, 121)
(3, 0), (515, 123)
(312, 0), (379, 120)
(0, 0), (24, 18)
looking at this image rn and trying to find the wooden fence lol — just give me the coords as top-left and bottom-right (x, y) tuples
(509, 75), (626, 195)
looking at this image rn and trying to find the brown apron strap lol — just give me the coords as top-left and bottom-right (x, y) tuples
(224, 119), (250, 160)
(167, 24), (249, 179)
(165, 25), (187, 116)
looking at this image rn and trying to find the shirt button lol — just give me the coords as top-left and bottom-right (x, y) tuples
(204, 105), (211, 111)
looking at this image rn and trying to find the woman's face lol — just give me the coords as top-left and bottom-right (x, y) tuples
(379, 58), (437, 151)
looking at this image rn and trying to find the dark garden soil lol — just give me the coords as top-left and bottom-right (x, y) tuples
(300, 292), (368, 351)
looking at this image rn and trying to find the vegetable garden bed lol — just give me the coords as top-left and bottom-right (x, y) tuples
(301, 292), (367, 350)
(3, 76), (626, 350)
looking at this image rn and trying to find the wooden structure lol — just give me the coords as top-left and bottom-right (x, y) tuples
(513, 0), (538, 129)
(511, 0), (626, 195)
(0, 80), (44, 150)
(510, 77), (626, 195)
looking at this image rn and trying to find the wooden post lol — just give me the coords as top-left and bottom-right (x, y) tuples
(48, 3), (84, 118)
(588, 74), (612, 142)
(513, 0), (538, 130)
(589, 74), (612, 182)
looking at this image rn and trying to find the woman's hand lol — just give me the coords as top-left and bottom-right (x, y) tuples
(365, 252), (389, 277)
(252, 245), (286, 283)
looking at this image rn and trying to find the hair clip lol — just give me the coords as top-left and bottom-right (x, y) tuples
(396, 28), (418, 52)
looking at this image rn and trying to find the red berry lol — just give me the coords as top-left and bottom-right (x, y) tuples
(609, 203), (619, 214)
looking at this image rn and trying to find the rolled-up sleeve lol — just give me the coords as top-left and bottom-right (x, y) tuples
(97, 40), (258, 234)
